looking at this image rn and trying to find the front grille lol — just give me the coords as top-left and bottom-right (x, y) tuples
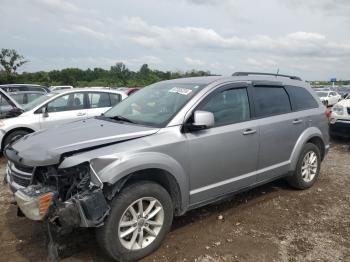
(347, 107), (350, 115)
(8, 162), (33, 187)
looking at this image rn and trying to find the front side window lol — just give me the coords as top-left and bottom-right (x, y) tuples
(47, 93), (85, 112)
(104, 82), (206, 127)
(254, 86), (291, 117)
(198, 88), (250, 126)
(27, 93), (43, 103)
(285, 86), (318, 111)
(9, 93), (25, 104)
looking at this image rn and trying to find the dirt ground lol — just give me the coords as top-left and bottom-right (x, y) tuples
(1, 139), (350, 262)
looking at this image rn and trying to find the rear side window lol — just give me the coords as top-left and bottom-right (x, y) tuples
(88, 92), (111, 108)
(254, 86), (291, 117)
(110, 93), (122, 106)
(285, 86), (318, 111)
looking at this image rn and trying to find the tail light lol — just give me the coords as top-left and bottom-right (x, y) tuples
(325, 111), (331, 119)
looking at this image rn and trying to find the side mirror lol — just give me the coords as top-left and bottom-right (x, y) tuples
(189, 110), (214, 131)
(42, 107), (49, 118)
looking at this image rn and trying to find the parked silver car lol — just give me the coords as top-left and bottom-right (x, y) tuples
(0, 88), (127, 149)
(5, 73), (329, 261)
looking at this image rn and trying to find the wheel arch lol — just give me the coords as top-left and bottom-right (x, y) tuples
(1, 127), (35, 150)
(93, 152), (190, 216)
(289, 127), (326, 171)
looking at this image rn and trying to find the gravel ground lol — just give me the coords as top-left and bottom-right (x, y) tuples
(0, 139), (349, 262)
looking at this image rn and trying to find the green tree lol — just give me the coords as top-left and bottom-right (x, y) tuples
(110, 62), (130, 85)
(0, 48), (28, 82)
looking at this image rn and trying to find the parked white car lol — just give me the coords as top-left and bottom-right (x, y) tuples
(316, 91), (342, 107)
(0, 88), (127, 149)
(329, 96), (350, 138)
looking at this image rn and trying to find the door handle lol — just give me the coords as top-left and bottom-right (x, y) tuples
(243, 129), (257, 135)
(293, 119), (303, 124)
(77, 112), (86, 116)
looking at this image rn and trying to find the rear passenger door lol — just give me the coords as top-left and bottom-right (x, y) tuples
(253, 83), (304, 182)
(86, 92), (122, 117)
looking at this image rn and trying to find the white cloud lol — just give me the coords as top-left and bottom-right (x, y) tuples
(34, 0), (80, 14)
(71, 25), (111, 40)
(122, 17), (350, 58)
(184, 57), (205, 66)
(284, 0), (350, 16)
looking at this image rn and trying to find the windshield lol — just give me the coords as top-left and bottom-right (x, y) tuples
(104, 82), (206, 127)
(317, 92), (328, 98)
(22, 93), (57, 111)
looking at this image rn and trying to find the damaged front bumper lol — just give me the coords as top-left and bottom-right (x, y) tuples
(15, 184), (110, 228)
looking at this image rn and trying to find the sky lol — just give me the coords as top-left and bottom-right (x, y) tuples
(1, 0), (350, 80)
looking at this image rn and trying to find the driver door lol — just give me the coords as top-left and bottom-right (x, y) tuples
(186, 84), (259, 204)
(39, 92), (88, 130)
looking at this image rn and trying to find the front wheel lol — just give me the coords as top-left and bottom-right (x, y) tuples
(97, 181), (173, 261)
(287, 143), (321, 189)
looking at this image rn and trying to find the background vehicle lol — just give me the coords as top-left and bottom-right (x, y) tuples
(0, 89), (23, 119)
(335, 86), (350, 99)
(5, 73), (329, 261)
(50, 85), (74, 91)
(316, 91), (342, 107)
(0, 84), (50, 93)
(0, 88), (127, 149)
(9, 91), (45, 105)
(329, 99), (350, 138)
(113, 87), (140, 96)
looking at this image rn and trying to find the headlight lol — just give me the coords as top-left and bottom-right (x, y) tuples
(332, 105), (344, 115)
(15, 185), (56, 220)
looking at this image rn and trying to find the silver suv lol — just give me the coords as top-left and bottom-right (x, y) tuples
(5, 72), (329, 261)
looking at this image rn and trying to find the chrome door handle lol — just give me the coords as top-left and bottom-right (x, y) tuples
(77, 112), (86, 116)
(293, 119), (303, 124)
(243, 129), (256, 135)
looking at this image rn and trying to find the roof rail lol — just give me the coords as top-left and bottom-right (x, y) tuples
(232, 72), (302, 81)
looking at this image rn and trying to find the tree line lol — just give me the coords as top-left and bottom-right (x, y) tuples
(1, 49), (348, 87)
(0, 48), (212, 87)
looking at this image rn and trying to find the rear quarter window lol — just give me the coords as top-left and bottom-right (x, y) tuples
(285, 86), (318, 111)
(253, 86), (292, 117)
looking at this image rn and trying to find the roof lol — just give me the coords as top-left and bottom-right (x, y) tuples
(53, 88), (128, 94)
(0, 84), (44, 87)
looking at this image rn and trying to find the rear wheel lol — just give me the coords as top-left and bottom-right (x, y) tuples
(3, 130), (31, 149)
(97, 181), (173, 261)
(287, 143), (321, 189)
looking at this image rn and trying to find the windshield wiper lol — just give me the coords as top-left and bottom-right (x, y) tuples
(108, 115), (135, 124)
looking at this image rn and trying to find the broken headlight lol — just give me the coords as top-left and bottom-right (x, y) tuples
(34, 163), (91, 201)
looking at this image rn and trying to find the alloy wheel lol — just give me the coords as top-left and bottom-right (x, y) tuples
(118, 197), (164, 250)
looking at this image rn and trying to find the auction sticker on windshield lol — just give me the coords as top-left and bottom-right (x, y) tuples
(169, 87), (193, 95)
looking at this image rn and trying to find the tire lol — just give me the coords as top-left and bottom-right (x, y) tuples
(287, 143), (321, 189)
(3, 130), (31, 149)
(97, 181), (174, 262)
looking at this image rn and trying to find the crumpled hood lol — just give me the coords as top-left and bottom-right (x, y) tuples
(6, 117), (159, 166)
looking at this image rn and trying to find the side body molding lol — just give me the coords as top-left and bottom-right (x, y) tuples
(289, 127), (325, 171)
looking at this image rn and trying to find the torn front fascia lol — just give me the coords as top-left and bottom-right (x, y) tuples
(55, 188), (110, 228)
